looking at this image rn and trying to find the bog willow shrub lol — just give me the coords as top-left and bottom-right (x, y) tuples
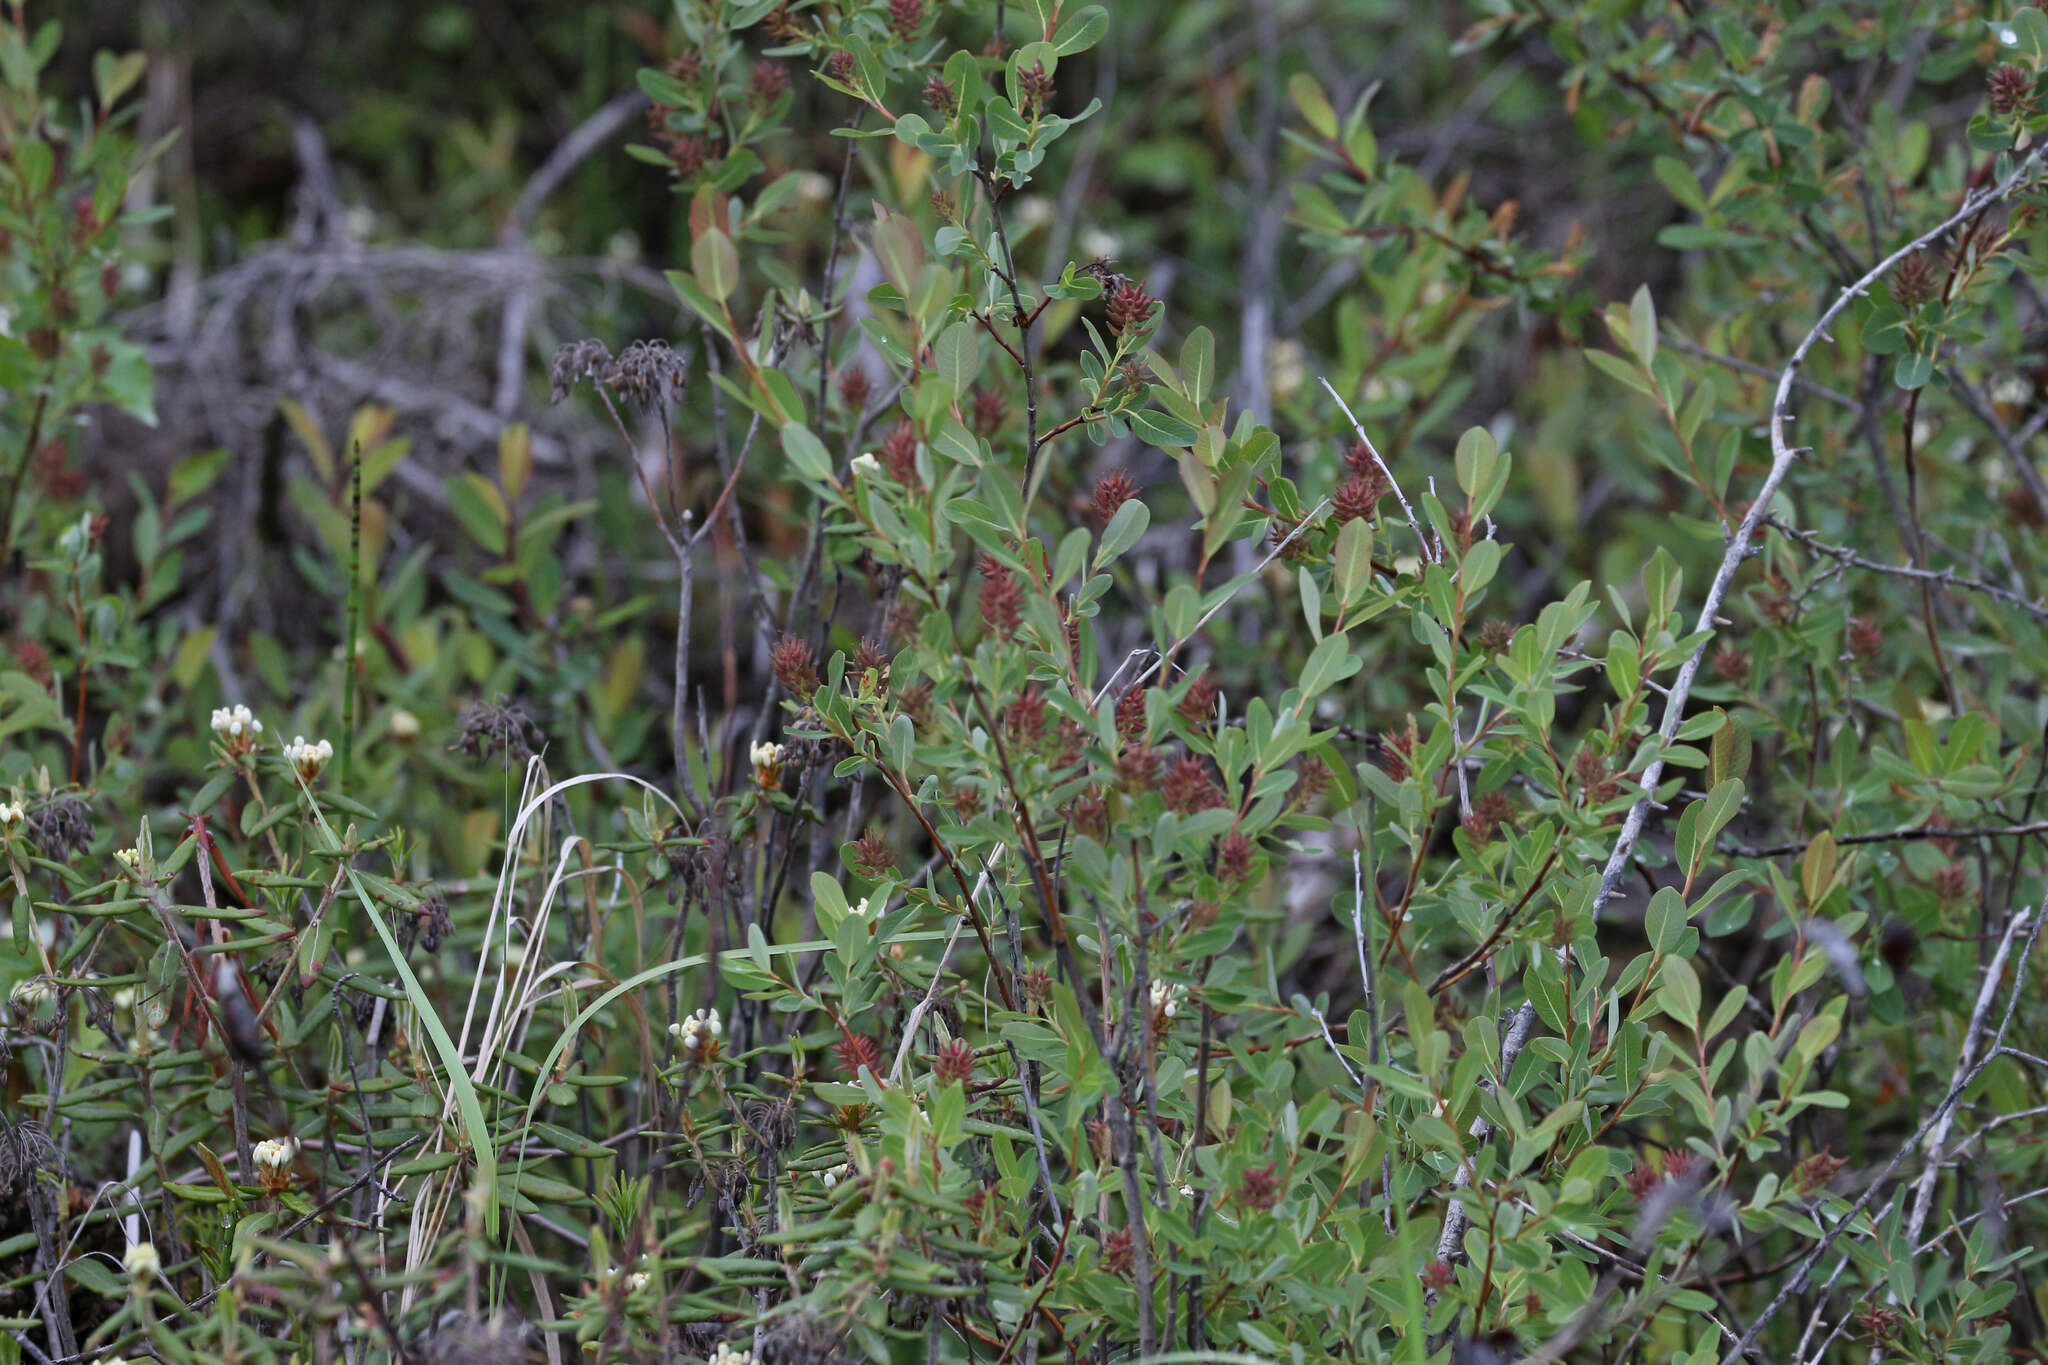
(7, 2), (2048, 1364)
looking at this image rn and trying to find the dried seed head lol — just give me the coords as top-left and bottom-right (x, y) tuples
(1100, 1225), (1135, 1276)
(1115, 685), (1150, 741)
(1792, 1146), (1846, 1193)
(977, 555), (1023, 640)
(851, 824), (895, 877)
(1990, 62), (2037, 118)
(771, 634), (820, 696)
(1069, 790), (1108, 839)
(1177, 671), (1220, 730)
(1381, 716), (1419, 782)
(666, 51), (703, 87)
(1091, 468), (1139, 524)
(1218, 831), (1253, 881)
(1710, 643), (1751, 684)
(835, 365), (872, 412)
(1105, 278), (1160, 339)
(881, 420), (920, 483)
(1163, 755), (1222, 814)
(1333, 473), (1383, 525)
(1890, 251), (1937, 310)
(1017, 60), (1055, 114)
(1235, 1162), (1280, 1212)
(549, 339), (613, 404)
(453, 696), (544, 763)
(852, 636), (890, 684)
(971, 387), (1007, 436)
(605, 339), (688, 407)
(832, 1032), (881, 1078)
(931, 1037), (975, 1085)
(888, 0), (926, 38)
(1461, 791), (1514, 847)
(1295, 755), (1330, 805)
(1003, 687), (1047, 747)
(751, 59), (789, 105)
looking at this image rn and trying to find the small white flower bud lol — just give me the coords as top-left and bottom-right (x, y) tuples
(123, 1241), (160, 1282)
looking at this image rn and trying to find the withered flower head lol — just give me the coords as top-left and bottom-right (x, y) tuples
(549, 339), (614, 405)
(605, 339), (688, 408)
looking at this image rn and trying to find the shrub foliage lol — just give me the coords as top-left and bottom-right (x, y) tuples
(6, 2), (2048, 1363)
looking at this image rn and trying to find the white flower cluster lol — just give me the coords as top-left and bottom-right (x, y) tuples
(210, 705), (264, 749)
(850, 451), (881, 477)
(0, 800), (22, 827)
(253, 1137), (295, 1173)
(849, 896), (872, 919)
(708, 1344), (755, 1365)
(284, 735), (334, 780)
(114, 847), (143, 876)
(669, 1007), (723, 1054)
(750, 741), (786, 789)
(820, 1162), (851, 1191)
(1149, 980), (1186, 1021)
